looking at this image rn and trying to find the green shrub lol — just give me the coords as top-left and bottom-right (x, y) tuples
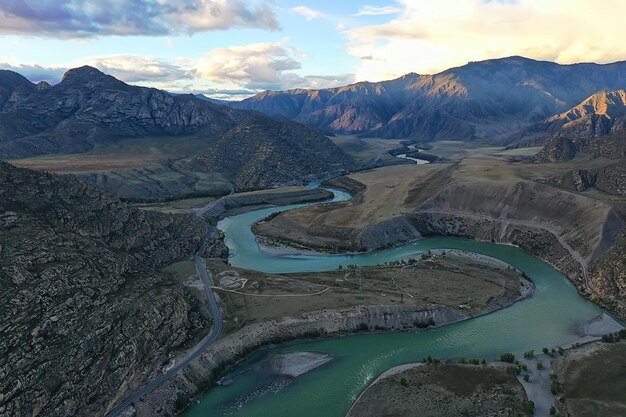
(500, 352), (515, 363)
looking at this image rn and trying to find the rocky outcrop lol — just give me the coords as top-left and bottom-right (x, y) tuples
(0, 162), (227, 417)
(588, 233), (626, 317)
(177, 116), (353, 191)
(128, 304), (470, 416)
(543, 162), (626, 196)
(408, 211), (583, 280)
(358, 216), (422, 251)
(232, 56), (626, 142)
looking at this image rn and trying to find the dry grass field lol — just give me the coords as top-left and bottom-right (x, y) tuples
(559, 341), (626, 417)
(347, 363), (531, 417)
(162, 254), (527, 330)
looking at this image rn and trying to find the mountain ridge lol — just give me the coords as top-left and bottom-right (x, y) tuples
(230, 56), (626, 142)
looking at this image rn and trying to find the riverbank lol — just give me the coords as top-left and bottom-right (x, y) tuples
(126, 254), (532, 417)
(345, 315), (623, 417)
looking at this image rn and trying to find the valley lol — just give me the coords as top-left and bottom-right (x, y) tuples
(1, 55), (626, 417)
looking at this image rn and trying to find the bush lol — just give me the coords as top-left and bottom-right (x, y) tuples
(523, 350), (534, 359)
(175, 393), (190, 411)
(550, 406), (557, 415)
(400, 377), (408, 387)
(523, 374), (530, 382)
(536, 361), (544, 370)
(500, 352), (515, 363)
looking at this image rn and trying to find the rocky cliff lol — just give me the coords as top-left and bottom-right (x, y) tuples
(588, 233), (626, 317)
(0, 162), (227, 417)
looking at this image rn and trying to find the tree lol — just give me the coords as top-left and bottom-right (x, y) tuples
(523, 374), (530, 382)
(523, 350), (534, 359)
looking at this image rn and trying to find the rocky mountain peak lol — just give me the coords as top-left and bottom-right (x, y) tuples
(0, 69), (34, 89)
(35, 80), (51, 90)
(60, 65), (115, 85)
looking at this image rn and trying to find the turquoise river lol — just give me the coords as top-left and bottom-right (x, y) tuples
(182, 189), (617, 417)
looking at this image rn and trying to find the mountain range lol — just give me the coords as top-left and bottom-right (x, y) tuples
(231, 56), (626, 145)
(0, 66), (353, 193)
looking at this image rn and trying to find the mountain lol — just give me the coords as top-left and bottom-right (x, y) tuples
(0, 66), (244, 158)
(178, 115), (353, 190)
(231, 56), (626, 142)
(0, 66), (353, 197)
(0, 161), (227, 416)
(534, 91), (626, 162)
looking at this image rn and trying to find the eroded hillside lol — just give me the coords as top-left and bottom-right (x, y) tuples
(0, 162), (227, 416)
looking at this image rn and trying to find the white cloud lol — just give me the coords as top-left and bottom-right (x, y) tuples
(291, 6), (324, 21)
(0, 0), (279, 38)
(194, 42), (301, 89)
(81, 56), (196, 83)
(2, 41), (355, 100)
(194, 41), (354, 92)
(354, 5), (402, 16)
(345, 0), (626, 82)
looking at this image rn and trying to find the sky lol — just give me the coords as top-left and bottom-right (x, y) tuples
(1, 0), (626, 100)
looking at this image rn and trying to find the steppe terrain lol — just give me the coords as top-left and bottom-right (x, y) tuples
(347, 363), (532, 417)
(253, 139), (626, 318)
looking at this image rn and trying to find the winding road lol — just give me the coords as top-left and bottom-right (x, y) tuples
(105, 255), (223, 417)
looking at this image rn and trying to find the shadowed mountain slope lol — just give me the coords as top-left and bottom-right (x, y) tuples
(0, 161), (227, 416)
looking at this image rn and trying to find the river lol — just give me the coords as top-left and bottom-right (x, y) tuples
(396, 144), (430, 164)
(181, 188), (618, 417)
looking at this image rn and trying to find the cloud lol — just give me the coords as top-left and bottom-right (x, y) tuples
(1, 55), (195, 85)
(2, 41), (355, 100)
(0, 63), (66, 84)
(82, 56), (195, 83)
(345, 0), (626, 81)
(291, 6), (324, 21)
(0, 0), (279, 38)
(354, 5), (402, 16)
(195, 42), (301, 90)
(194, 41), (354, 93)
